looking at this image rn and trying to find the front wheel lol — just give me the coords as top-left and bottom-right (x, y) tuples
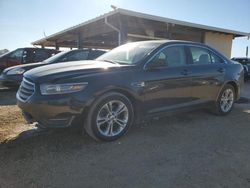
(212, 84), (235, 115)
(84, 92), (134, 141)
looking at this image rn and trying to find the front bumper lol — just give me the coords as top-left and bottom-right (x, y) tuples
(17, 91), (89, 128)
(0, 74), (22, 87)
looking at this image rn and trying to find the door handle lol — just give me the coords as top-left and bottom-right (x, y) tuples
(217, 68), (225, 73)
(131, 81), (145, 88)
(181, 69), (192, 76)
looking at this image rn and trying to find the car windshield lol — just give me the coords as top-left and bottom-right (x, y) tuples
(96, 42), (161, 64)
(0, 50), (12, 58)
(234, 58), (250, 65)
(42, 51), (69, 64)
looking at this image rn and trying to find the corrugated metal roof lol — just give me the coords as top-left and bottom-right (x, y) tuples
(118, 9), (248, 36)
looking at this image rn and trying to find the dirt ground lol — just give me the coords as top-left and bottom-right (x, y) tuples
(0, 83), (250, 188)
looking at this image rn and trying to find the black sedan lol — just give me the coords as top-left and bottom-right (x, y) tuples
(0, 48), (106, 88)
(231, 57), (250, 80)
(17, 40), (244, 141)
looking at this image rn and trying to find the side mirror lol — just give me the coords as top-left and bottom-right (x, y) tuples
(146, 59), (166, 70)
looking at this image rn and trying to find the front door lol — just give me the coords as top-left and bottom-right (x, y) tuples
(141, 45), (194, 115)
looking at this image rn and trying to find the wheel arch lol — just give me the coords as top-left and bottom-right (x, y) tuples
(83, 87), (141, 122)
(226, 81), (239, 100)
(216, 80), (240, 101)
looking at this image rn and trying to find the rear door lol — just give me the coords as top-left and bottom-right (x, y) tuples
(142, 45), (194, 114)
(186, 45), (226, 103)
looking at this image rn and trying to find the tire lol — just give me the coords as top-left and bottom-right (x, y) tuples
(84, 92), (134, 141)
(212, 84), (235, 115)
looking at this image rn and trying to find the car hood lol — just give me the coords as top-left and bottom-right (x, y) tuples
(24, 60), (133, 83)
(3, 62), (44, 74)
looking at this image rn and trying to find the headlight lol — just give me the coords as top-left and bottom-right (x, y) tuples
(40, 82), (88, 95)
(7, 68), (25, 75)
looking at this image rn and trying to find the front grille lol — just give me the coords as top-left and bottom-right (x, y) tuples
(17, 78), (35, 102)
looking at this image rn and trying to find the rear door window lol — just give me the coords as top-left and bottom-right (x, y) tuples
(189, 47), (212, 64)
(34, 49), (50, 62)
(189, 46), (224, 65)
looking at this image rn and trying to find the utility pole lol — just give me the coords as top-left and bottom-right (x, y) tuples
(247, 46), (249, 58)
(247, 34), (250, 58)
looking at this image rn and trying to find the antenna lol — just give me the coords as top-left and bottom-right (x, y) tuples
(43, 30), (47, 38)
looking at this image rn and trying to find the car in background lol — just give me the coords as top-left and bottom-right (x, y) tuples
(231, 57), (250, 80)
(0, 49), (106, 88)
(17, 40), (244, 141)
(0, 48), (58, 73)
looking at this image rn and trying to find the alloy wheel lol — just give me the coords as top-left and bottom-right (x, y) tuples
(96, 100), (129, 137)
(220, 88), (234, 113)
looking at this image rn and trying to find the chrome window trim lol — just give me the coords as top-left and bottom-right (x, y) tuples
(143, 43), (227, 70)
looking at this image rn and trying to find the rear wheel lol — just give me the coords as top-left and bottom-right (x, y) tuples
(212, 84), (235, 115)
(84, 92), (134, 141)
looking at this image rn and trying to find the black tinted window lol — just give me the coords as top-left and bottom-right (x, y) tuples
(9, 49), (24, 61)
(64, 51), (89, 61)
(34, 49), (50, 62)
(153, 46), (186, 67)
(88, 50), (105, 59)
(234, 59), (250, 65)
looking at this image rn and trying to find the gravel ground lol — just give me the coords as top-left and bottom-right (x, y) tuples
(0, 83), (250, 188)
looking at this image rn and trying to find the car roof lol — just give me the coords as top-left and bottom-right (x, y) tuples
(71, 48), (106, 52)
(130, 40), (229, 61)
(16, 47), (58, 51)
(127, 40), (214, 48)
(58, 48), (106, 54)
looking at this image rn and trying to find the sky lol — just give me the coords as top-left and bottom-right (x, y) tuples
(0, 0), (249, 57)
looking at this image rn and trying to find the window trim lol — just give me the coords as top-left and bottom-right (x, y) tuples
(144, 43), (228, 70)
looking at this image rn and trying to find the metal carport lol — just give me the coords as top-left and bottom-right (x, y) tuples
(32, 8), (249, 57)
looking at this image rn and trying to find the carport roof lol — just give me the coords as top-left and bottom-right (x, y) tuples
(32, 8), (249, 49)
